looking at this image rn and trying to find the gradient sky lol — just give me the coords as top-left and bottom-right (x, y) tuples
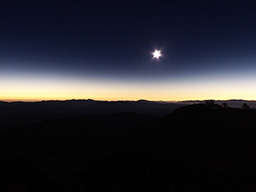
(1, 0), (256, 101)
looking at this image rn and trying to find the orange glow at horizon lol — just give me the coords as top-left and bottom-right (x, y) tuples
(1, 73), (256, 102)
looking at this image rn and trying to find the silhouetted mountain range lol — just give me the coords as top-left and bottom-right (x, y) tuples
(1, 103), (256, 191)
(179, 99), (256, 109)
(0, 99), (184, 130)
(1, 99), (255, 130)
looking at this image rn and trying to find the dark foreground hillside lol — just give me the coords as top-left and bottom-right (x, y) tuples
(1, 104), (256, 191)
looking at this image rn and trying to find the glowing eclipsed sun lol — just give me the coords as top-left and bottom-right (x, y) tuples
(153, 50), (162, 59)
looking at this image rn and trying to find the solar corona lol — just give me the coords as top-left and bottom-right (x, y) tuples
(153, 50), (162, 59)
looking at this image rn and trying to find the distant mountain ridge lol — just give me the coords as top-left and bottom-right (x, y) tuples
(1, 99), (255, 130)
(0, 99), (183, 130)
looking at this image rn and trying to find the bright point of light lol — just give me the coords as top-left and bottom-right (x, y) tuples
(153, 50), (161, 59)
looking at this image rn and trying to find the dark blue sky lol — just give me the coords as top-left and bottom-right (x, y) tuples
(1, 0), (256, 101)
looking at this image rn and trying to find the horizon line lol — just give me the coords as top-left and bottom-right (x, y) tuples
(1, 98), (255, 103)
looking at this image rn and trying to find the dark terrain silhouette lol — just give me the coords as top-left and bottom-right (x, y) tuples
(0, 100), (184, 130)
(1, 99), (255, 130)
(1, 103), (256, 191)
